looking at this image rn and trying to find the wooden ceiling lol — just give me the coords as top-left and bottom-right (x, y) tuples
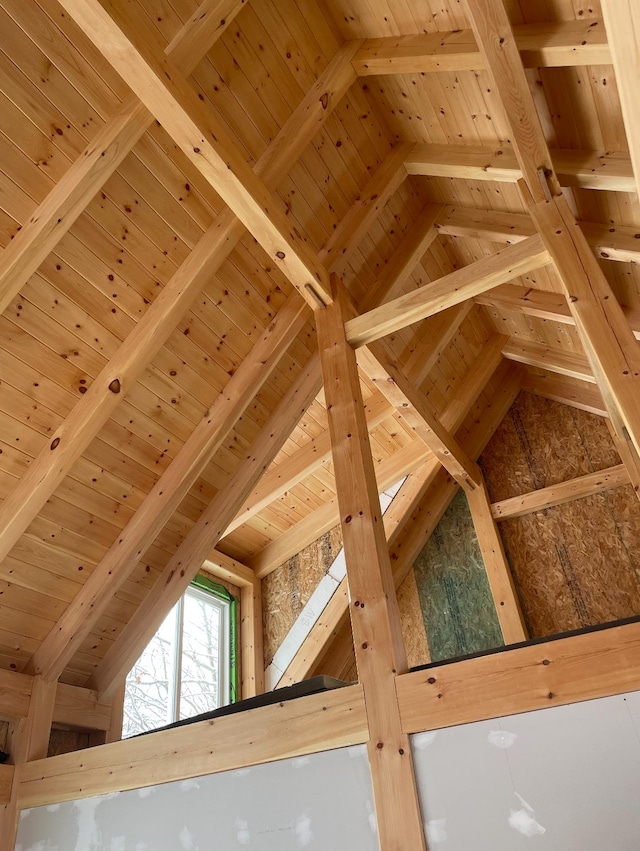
(0, 0), (638, 693)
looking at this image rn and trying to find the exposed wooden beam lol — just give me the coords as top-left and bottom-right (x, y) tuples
(491, 463), (630, 520)
(402, 303), (474, 389)
(406, 143), (635, 192)
(227, 391), (394, 535)
(278, 337), (509, 685)
(345, 235), (549, 347)
(361, 204), (443, 310)
(0, 34), (359, 572)
(0, 767), (13, 806)
(26, 296), (307, 683)
(522, 371), (608, 417)
(438, 205), (640, 265)
(316, 278), (426, 850)
(478, 283), (640, 338)
(91, 352), (322, 698)
(0, 670), (31, 721)
(357, 341), (483, 491)
(18, 684), (368, 808)
(57, 0), (331, 307)
(503, 338), (595, 384)
(0, 676), (56, 848)
(398, 619), (640, 734)
(601, 2), (640, 200)
(352, 20), (610, 76)
(529, 194), (640, 469)
(0, 0), (247, 318)
(467, 482), (528, 643)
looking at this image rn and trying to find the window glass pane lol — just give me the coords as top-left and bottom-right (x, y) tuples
(179, 590), (223, 719)
(122, 604), (178, 737)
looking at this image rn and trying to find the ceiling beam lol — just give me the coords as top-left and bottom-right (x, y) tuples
(438, 205), (640, 265)
(352, 20), (609, 76)
(522, 371), (608, 417)
(25, 296), (308, 682)
(0, 33), (360, 572)
(491, 463), (629, 520)
(406, 143), (635, 192)
(56, 0), (331, 308)
(357, 341), (483, 491)
(90, 352), (323, 699)
(345, 234), (549, 347)
(0, 0), (247, 318)
(316, 279), (426, 850)
(278, 335), (509, 685)
(465, 0), (640, 470)
(503, 338), (595, 384)
(601, 2), (640, 200)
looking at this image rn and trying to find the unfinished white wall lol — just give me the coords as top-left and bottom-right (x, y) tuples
(16, 744), (378, 850)
(412, 690), (640, 849)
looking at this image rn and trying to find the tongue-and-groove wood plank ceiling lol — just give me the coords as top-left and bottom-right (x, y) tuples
(0, 0), (635, 687)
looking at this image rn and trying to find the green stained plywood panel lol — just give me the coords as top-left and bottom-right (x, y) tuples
(414, 490), (503, 662)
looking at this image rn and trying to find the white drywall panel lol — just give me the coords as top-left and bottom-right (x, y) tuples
(16, 743), (378, 850)
(411, 691), (640, 849)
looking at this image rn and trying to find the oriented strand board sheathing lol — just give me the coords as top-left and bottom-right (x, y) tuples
(481, 392), (640, 637)
(262, 526), (342, 667)
(413, 490), (504, 663)
(396, 571), (431, 669)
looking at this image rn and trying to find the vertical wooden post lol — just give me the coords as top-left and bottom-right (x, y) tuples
(316, 277), (427, 851)
(0, 676), (56, 849)
(105, 683), (126, 744)
(467, 481), (528, 643)
(241, 579), (264, 699)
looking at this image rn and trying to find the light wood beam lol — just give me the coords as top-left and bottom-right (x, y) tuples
(438, 205), (640, 265)
(227, 391), (393, 535)
(398, 619), (640, 734)
(0, 35), (359, 570)
(465, 0), (640, 488)
(0, 676), (56, 849)
(18, 684), (368, 808)
(316, 278), (426, 850)
(0, 0), (246, 318)
(346, 234), (549, 347)
(357, 341), (482, 491)
(279, 336), (508, 684)
(402, 303), (474, 388)
(26, 297), (307, 683)
(467, 482), (528, 643)
(203, 552), (263, 697)
(492, 463), (630, 520)
(57, 0), (331, 308)
(318, 142), (414, 276)
(601, 2), (640, 201)
(503, 338), (595, 383)
(522, 371), (608, 417)
(529, 194), (640, 471)
(91, 353), (322, 699)
(0, 767), (13, 806)
(353, 20), (609, 75)
(361, 203), (443, 310)
(406, 143), (635, 192)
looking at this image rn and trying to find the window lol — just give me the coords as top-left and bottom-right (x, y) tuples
(123, 577), (238, 737)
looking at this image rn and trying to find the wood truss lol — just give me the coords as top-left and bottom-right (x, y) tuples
(1, 0), (640, 846)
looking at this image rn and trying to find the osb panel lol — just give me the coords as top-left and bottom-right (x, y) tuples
(262, 525), (343, 667)
(499, 489), (640, 636)
(412, 490), (503, 663)
(396, 570), (431, 669)
(480, 391), (621, 502)
(481, 391), (640, 638)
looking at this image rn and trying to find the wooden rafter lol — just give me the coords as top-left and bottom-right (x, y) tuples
(345, 234), (550, 347)
(406, 143), (635, 192)
(464, 0), (640, 483)
(0, 33), (360, 571)
(56, 0), (332, 308)
(352, 20), (610, 76)
(0, 0), (247, 318)
(316, 278), (426, 850)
